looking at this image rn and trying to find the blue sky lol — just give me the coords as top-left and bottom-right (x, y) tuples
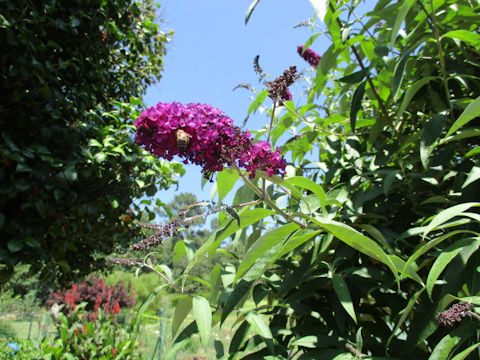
(144, 0), (326, 204)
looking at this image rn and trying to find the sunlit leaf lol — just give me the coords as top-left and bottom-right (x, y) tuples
(426, 237), (480, 298)
(313, 217), (399, 284)
(450, 343), (480, 360)
(235, 223), (300, 282)
(390, 0), (415, 49)
(428, 322), (479, 360)
(245, 311), (272, 339)
(462, 166), (480, 189)
(193, 296), (212, 348)
(422, 202), (480, 239)
(171, 296), (192, 337)
(245, 0), (261, 25)
(286, 176), (327, 209)
(217, 168), (239, 202)
(442, 30), (480, 46)
(445, 96), (480, 137)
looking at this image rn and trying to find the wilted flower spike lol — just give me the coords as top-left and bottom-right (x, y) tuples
(266, 66), (297, 103)
(134, 102), (286, 179)
(436, 302), (473, 327)
(297, 45), (322, 67)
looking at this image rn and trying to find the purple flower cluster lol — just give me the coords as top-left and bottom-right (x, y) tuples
(436, 302), (473, 327)
(297, 46), (322, 67)
(134, 102), (286, 179)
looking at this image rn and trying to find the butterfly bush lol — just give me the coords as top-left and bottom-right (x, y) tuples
(46, 277), (135, 319)
(134, 102), (286, 178)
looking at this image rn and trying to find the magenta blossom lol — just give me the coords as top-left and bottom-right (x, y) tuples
(297, 46), (322, 67)
(134, 102), (286, 179)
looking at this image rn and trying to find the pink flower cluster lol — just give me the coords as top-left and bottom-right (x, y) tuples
(134, 102), (286, 179)
(297, 46), (322, 67)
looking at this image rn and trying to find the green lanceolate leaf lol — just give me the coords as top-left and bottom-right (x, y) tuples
(244, 311), (272, 339)
(247, 89), (268, 115)
(135, 283), (168, 331)
(235, 223), (300, 282)
(445, 96), (480, 137)
(426, 238), (480, 297)
(217, 168), (240, 202)
(403, 230), (475, 276)
(462, 166), (480, 189)
(422, 202), (480, 239)
(171, 296), (192, 337)
(229, 320), (250, 354)
(186, 208), (275, 275)
(387, 288), (425, 348)
(450, 342), (480, 360)
(278, 229), (322, 258)
(396, 76), (439, 117)
(313, 217), (400, 285)
(332, 273), (357, 323)
(221, 279), (253, 324)
(193, 296), (212, 348)
(390, 0), (415, 49)
(426, 237), (480, 298)
(286, 176), (327, 209)
(350, 80), (367, 133)
(428, 322), (479, 360)
(391, 48), (411, 101)
(441, 30), (480, 47)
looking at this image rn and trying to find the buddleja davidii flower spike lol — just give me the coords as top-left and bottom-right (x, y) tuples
(436, 302), (480, 327)
(134, 102), (286, 180)
(266, 66), (297, 104)
(297, 45), (322, 67)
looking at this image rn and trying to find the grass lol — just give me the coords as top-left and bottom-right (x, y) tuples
(0, 312), (56, 341)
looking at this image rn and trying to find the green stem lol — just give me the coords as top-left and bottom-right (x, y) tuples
(417, 0), (454, 121)
(328, 2), (391, 123)
(283, 105), (344, 136)
(263, 99), (278, 198)
(230, 162), (307, 229)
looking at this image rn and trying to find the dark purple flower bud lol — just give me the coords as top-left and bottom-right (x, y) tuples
(297, 45), (322, 67)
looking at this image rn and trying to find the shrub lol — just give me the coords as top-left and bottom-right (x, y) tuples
(41, 304), (143, 360)
(46, 277), (135, 318)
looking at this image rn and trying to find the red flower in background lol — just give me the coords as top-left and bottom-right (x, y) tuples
(46, 277), (135, 317)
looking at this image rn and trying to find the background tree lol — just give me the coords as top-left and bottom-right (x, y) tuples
(0, 0), (183, 285)
(138, 192), (235, 294)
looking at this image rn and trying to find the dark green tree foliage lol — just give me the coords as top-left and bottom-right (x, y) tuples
(0, 0), (182, 284)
